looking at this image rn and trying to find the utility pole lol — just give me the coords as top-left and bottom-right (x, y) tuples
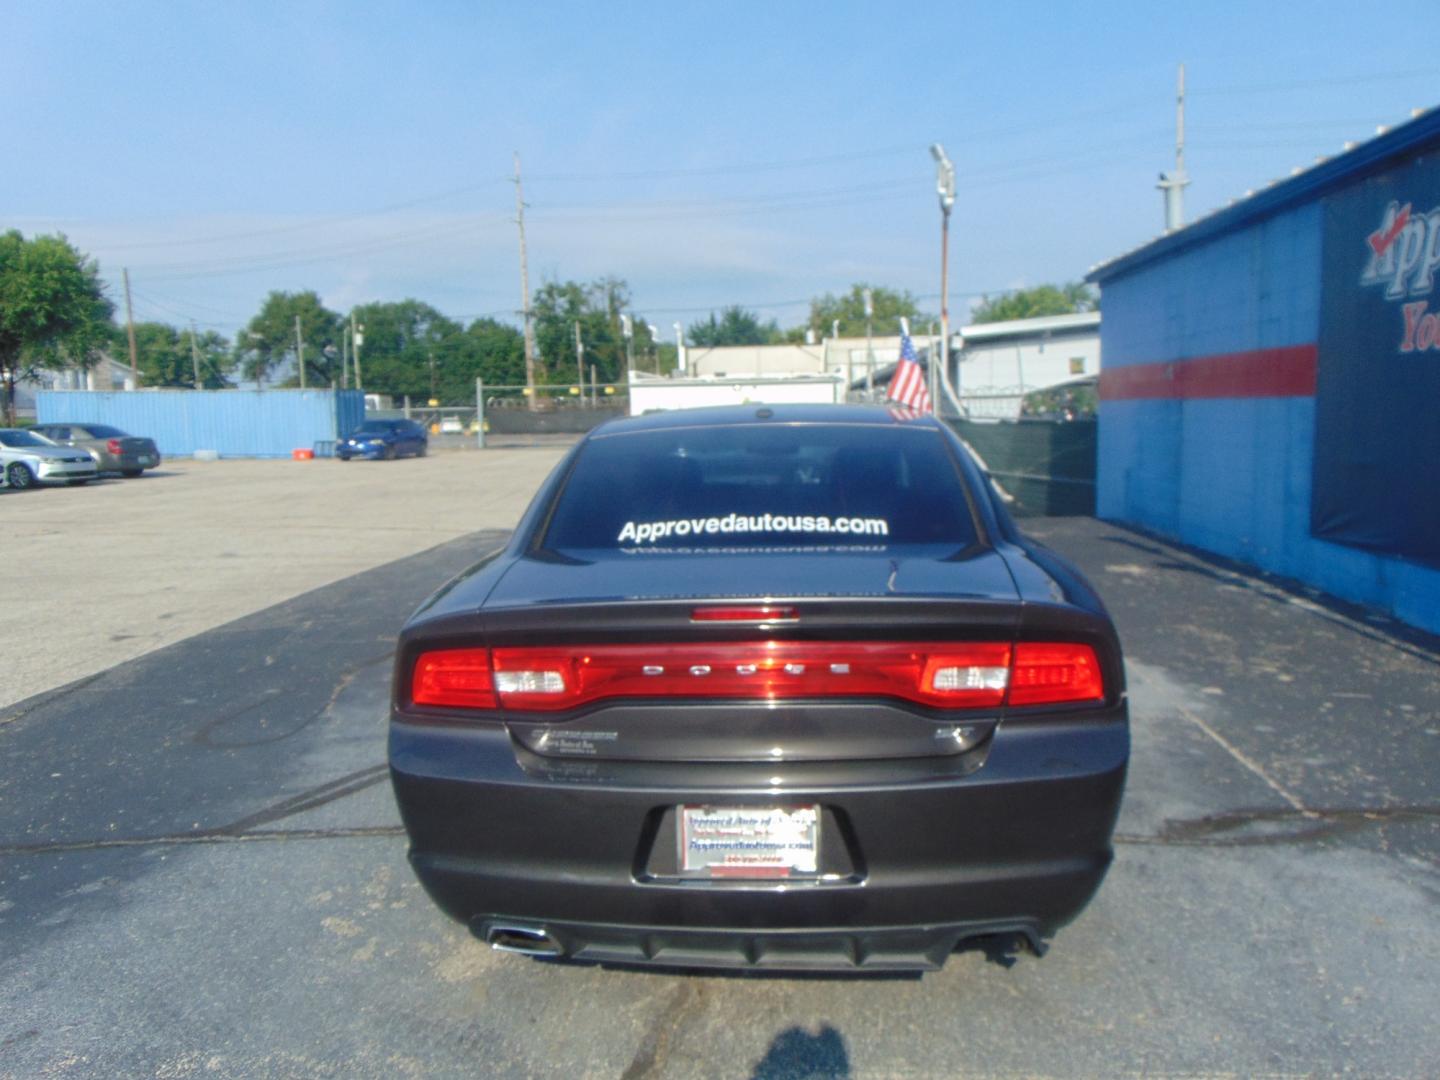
(574, 322), (585, 403)
(351, 313), (364, 391)
(122, 268), (139, 385)
(930, 144), (956, 414)
(674, 322), (686, 377)
(189, 321), (203, 389)
(294, 314), (307, 389)
(428, 351), (437, 402)
(341, 323), (350, 389)
(514, 153), (538, 411)
(1158, 63), (1189, 232)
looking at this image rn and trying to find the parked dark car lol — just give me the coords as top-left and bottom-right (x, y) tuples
(31, 423), (160, 476)
(389, 404), (1128, 972)
(337, 419), (428, 460)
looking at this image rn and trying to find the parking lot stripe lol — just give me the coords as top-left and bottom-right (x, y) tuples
(1175, 703), (1315, 817)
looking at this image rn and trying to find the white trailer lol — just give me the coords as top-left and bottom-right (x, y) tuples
(627, 373), (844, 416)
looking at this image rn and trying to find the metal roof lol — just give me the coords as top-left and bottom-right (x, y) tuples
(1087, 106), (1440, 284)
(957, 311), (1100, 342)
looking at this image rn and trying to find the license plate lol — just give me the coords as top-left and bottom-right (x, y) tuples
(678, 805), (820, 878)
(139, 456), (154, 465)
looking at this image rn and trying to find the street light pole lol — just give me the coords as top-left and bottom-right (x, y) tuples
(930, 143), (956, 414)
(574, 321), (585, 404)
(863, 288), (874, 399)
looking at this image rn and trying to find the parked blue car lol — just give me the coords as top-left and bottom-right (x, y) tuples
(337, 419), (429, 461)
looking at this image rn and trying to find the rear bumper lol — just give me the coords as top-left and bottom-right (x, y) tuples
(473, 915), (1052, 972)
(390, 707), (1128, 969)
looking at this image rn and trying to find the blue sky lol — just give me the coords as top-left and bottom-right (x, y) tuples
(5, 1), (1439, 339)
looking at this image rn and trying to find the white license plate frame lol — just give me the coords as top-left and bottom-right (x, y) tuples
(678, 804), (821, 878)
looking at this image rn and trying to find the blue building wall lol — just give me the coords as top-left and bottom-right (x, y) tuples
(1096, 202), (1440, 634)
(35, 389), (365, 459)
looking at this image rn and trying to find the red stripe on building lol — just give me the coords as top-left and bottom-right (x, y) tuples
(1099, 344), (1318, 400)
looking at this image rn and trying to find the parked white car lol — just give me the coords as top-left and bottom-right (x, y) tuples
(0, 428), (100, 489)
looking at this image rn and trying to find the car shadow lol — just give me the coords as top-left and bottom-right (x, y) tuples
(750, 1025), (851, 1079)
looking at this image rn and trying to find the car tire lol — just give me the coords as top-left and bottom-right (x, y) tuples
(337, 454), (350, 462)
(384, 445), (397, 461)
(417, 444), (428, 458)
(5, 463), (35, 490)
(121, 469), (142, 478)
(70, 479), (90, 486)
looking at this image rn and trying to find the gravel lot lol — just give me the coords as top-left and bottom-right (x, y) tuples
(0, 449), (568, 712)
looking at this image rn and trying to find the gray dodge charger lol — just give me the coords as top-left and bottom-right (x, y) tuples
(389, 404), (1128, 972)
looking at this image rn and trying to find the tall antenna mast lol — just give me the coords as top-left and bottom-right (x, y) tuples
(1158, 63), (1190, 232)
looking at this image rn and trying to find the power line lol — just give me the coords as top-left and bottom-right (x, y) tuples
(139, 219), (501, 281)
(98, 183), (502, 251)
(521, 144), (919, 183)
(1192, 68), (1438, 96)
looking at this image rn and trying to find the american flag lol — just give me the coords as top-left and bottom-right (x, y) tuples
(886, 331), (932, 413)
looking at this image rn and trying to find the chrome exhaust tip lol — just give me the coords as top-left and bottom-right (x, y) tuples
(486, 924), (561, 957)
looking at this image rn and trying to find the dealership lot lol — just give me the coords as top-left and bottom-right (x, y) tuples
(1, 453), (1438, 1078)
(0, 450), (568, 712)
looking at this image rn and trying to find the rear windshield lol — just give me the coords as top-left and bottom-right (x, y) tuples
(84, 424), (127, 438)
(542, 423), (978, 552)
(354, 421), (397, 434)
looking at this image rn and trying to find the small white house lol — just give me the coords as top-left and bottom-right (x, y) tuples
(11, 353), (136, 415)
(952, 311), (1101, 418)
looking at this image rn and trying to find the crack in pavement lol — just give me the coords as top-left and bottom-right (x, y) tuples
(1117, 804), (1440, 848)
(620, 982), (706, 1080)
(0, 825), (406, 856)
(0, 763), (395, 856)
(0, 671), (109, 728)
(191, 651), (394, 748)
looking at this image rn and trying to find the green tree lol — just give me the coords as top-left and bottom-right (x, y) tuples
(129, 322), (231, 389)
(454, 317), (525, 395)
(807, 284), (929, 338)
(970, 282), (1097, 324)
(348, 299), (461, 400)
(0, 230), (114, 423)
(532, 276), (644, 384)
(688, 306), (780, 347)
(235, 291), (341, 388)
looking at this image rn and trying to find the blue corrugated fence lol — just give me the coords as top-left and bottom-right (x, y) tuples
(35, 389), (366, 459)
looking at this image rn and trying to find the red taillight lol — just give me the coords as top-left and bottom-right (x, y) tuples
(107, 439), (122, 454)
(491, 641), (1012, 711)
(411, 648), (497, 708)
(691, 605), (798, 623)
(1008, 643), (1104, 706)
(409, 641), (1104, 712)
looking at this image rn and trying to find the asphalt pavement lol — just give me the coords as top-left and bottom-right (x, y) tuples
(1, 517), (1437, 1078)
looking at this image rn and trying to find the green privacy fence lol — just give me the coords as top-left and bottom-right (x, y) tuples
(946, 417), (1096, 517)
